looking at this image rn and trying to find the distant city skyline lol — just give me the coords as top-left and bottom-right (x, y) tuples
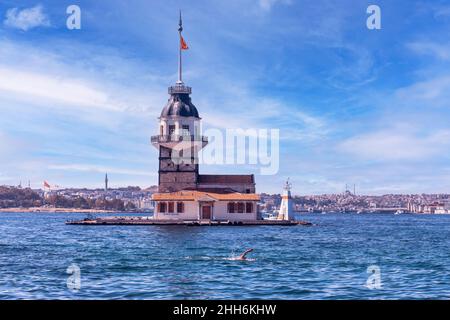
(1, 1), (450, 194)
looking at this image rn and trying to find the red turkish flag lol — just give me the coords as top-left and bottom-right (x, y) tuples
(44, 181), (51, 188)
(180, 35), (189, 50)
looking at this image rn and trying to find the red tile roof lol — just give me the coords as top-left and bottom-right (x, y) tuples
(152, 190), (260, 201)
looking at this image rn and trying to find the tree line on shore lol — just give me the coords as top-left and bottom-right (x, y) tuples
(0, 186), (135, 211)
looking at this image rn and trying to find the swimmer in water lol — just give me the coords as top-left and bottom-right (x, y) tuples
(237, 248), (254, 261)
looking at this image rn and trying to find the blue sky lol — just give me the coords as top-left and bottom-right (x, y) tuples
(0, 0), (449, 194)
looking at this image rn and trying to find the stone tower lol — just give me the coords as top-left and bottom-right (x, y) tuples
(151, 13), (208, 193)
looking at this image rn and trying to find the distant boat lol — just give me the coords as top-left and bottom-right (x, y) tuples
(395, 210), (404, 215)
(262, 210), (279, 220)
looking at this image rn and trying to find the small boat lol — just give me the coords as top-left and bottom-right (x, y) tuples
(395, 210), (404, 215)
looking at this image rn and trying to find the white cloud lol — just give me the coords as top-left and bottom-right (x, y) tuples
(3, 5), (50, 31)
(0, 66), (122, 111)
(433, 5), (450, 18)
(0, 39), (163, 188)
(199, 87), (329, 143)
(0, 131), (27, 160)
(338, 129), (450, 161)
(48, 164), (156, 177)
(408, 42), (450, 61)
(258, 0), (291, 12)
(0, 39), (166, 120)
(395, 75), (450, 107)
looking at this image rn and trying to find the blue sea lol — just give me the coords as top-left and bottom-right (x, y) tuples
(1, 212), (450, 300)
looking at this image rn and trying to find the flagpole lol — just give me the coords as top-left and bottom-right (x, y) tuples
(177, 10), (183, 85)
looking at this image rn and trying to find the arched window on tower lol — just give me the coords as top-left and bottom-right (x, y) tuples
(182, 124), (190, 136)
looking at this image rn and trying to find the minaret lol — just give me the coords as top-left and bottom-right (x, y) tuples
(151, 12), (208, 193)
(105, 173), (108, 192)
(278, 178), (295, 221)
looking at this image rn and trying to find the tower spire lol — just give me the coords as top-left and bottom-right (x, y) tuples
(284, 178), (292, 191)
(177, 10), (183, 85)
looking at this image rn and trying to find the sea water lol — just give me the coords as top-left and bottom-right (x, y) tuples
(1, 212), (449, 299)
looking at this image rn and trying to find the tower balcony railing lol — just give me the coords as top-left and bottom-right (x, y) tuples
(151, 134), (208, 144)
(168, 85), (192, 95)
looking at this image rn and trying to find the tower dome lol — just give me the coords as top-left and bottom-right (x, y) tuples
(160, 88), (199, 118)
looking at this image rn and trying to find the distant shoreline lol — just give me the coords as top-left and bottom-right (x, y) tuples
(0, 207), (124, 213)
